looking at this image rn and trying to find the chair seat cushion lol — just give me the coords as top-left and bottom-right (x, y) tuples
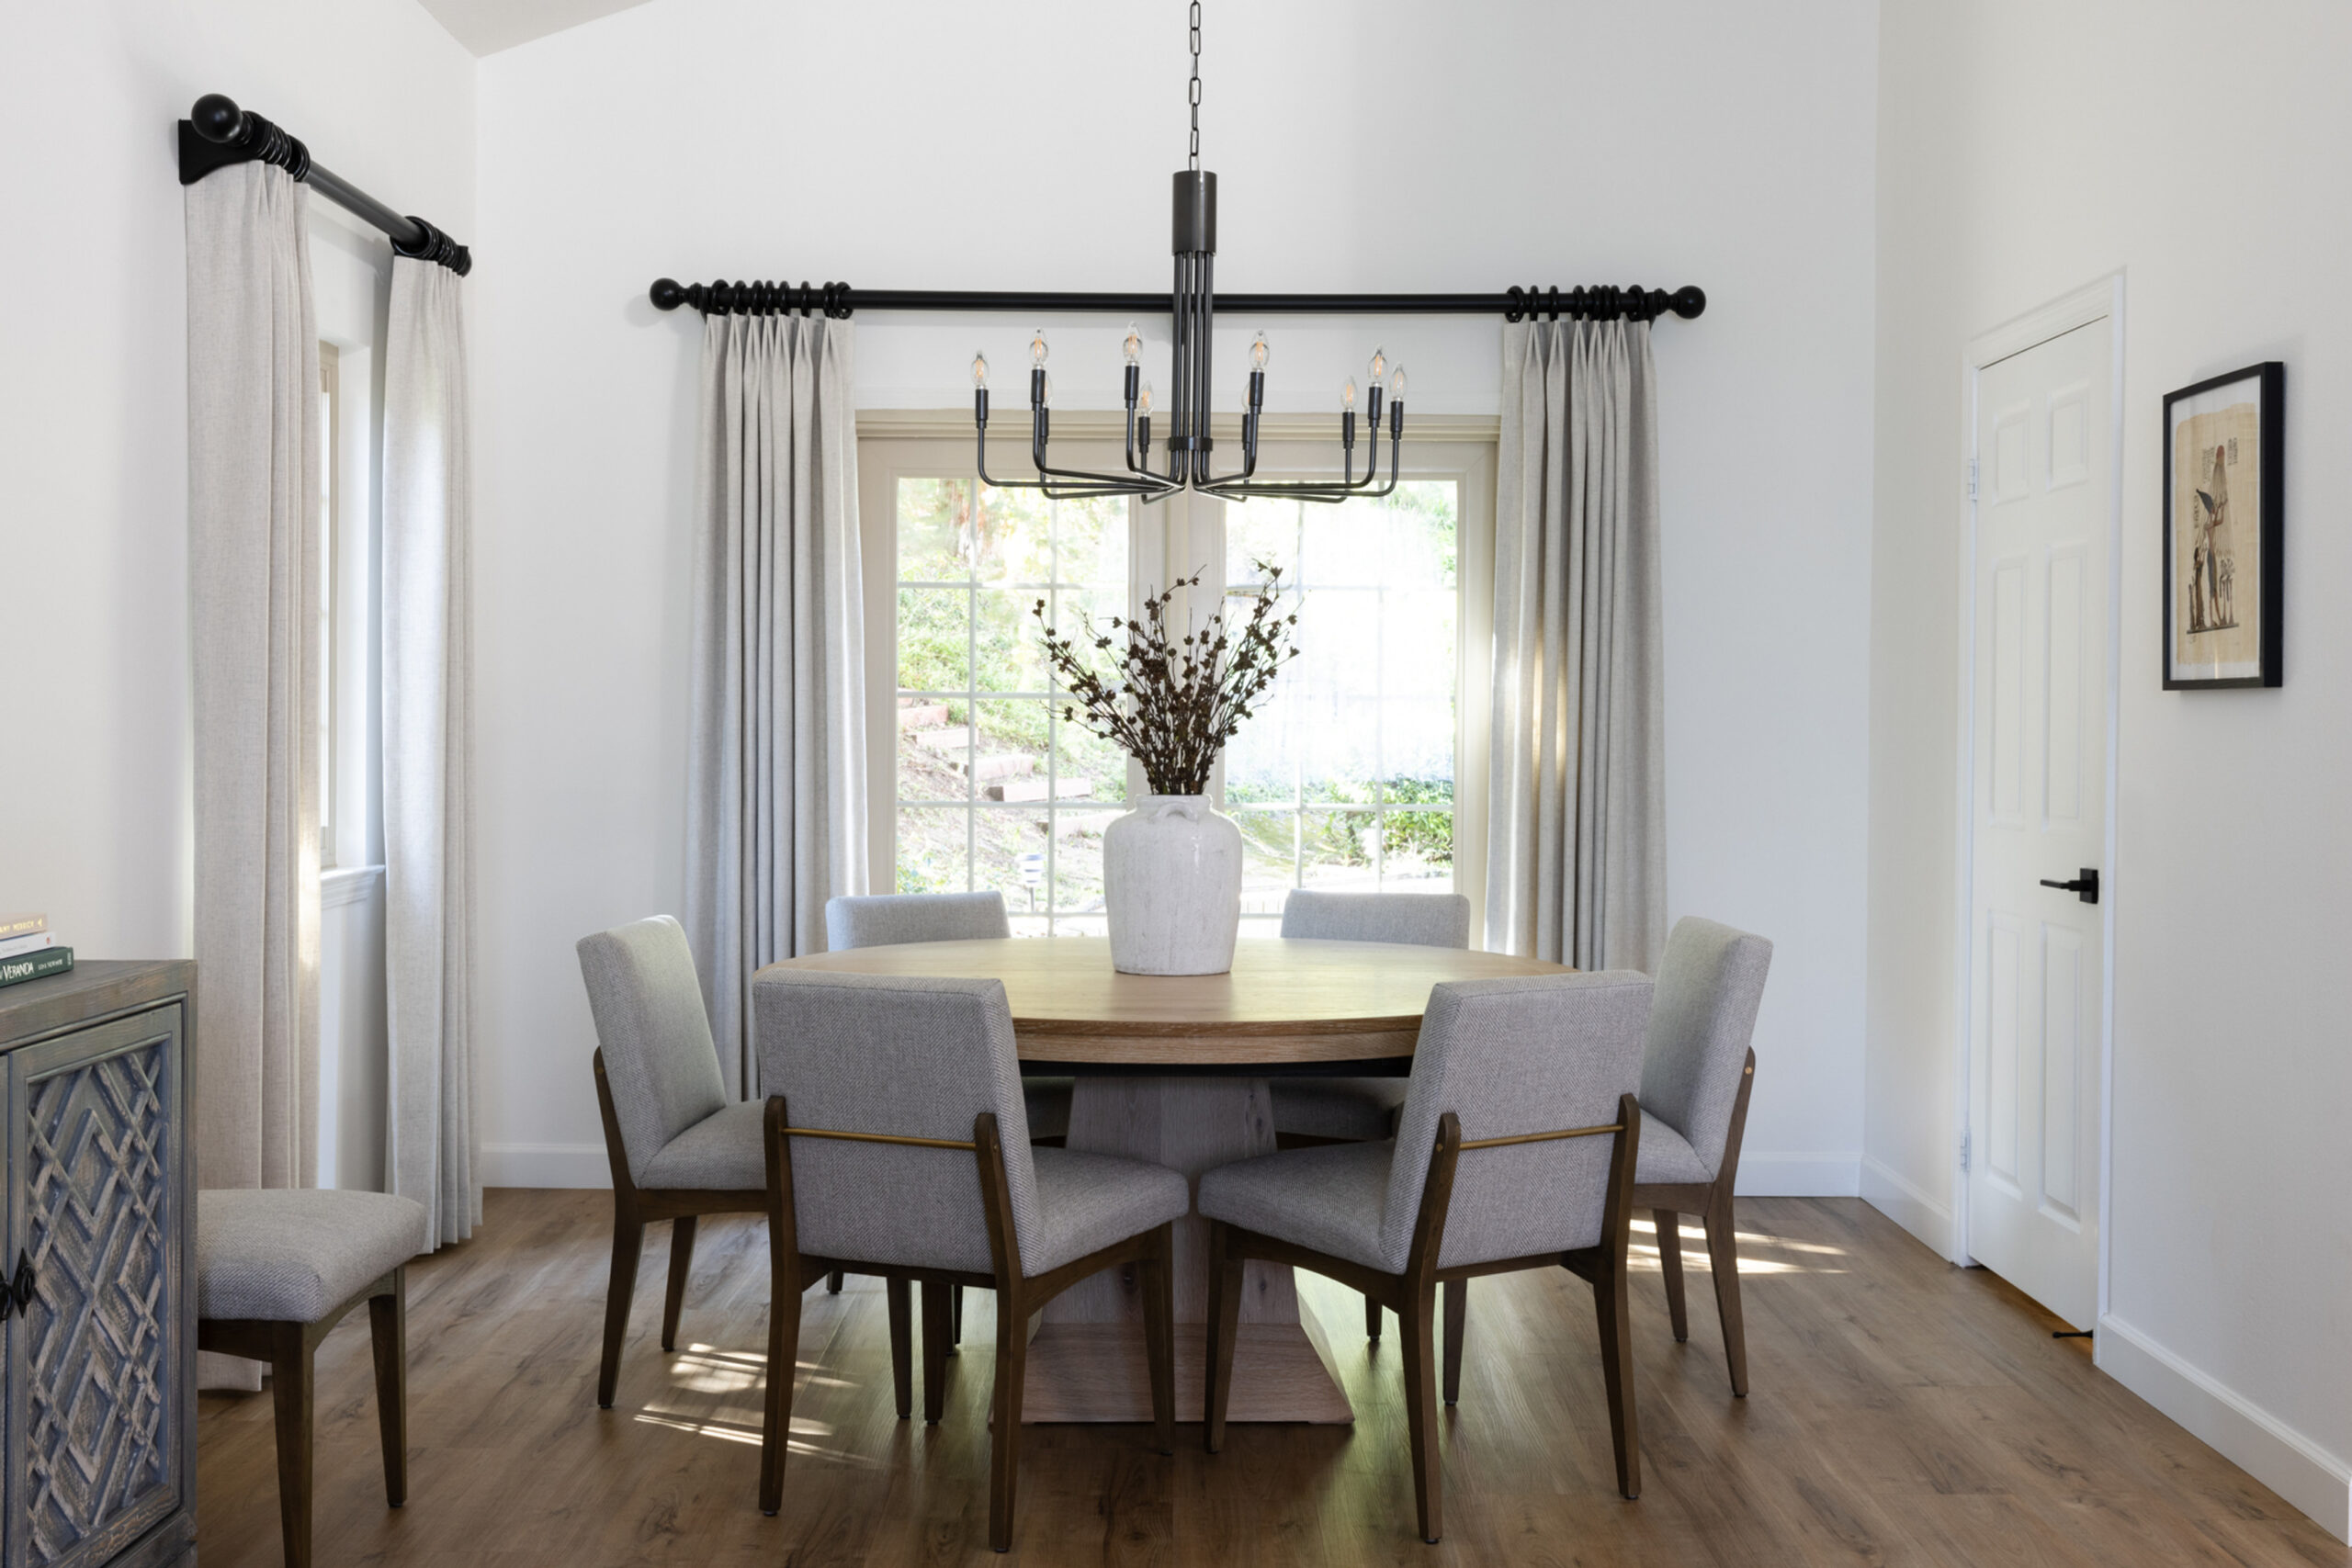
(197, 1189), (428, 1324)
(1636, 1111), (1714, 1187)
(1197, 1140), (1396, 1273)
(1023, 1077), (1075, 1140)
(1269, 1077), (1408, 1141)
(641, 1100), (766, 1190)
(1024, 1146), (1190, 1277)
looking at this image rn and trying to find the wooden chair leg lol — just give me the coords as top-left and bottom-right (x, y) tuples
(887, 1276), (914, 1419)
(269, 1322), (316, 1568)
(1203, 1222), (1245, 1453)
(989, 1286), (1027, 1552)
(1364, 1292), (1383, 1342)
(597, 1210), (643, 1408)
(1703, 1194), (1749, 1397)
(1592, 1246), (1642, 1499)
(662, 1214), (697, 1353)
(921, 1280), (952, 1424)
(826, 1269), (844, 1293)
(757, 1253), (804, 1516)
(1655, 1208), (1690, 1342)
(1441, 1277), (1466, 1406)
(368, 1273), (409, 1508)
(1139, 1223), (1176, 1455)
(1400, 1282), (1442, 1543)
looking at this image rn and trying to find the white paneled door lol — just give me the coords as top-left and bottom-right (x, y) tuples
(1967, 317), (2109, 1330)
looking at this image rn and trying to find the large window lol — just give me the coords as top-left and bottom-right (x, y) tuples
(889, 474), (1131, 934)
(859, 423), (1494, 942)
(1223, 482), (1461, 927)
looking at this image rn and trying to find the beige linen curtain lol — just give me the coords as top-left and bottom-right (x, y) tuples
(186, 159), (321, 1388)
(383, 255), (480, 1250)
(685, 312), (867, 1096)
(1486, 317), (1667, 972)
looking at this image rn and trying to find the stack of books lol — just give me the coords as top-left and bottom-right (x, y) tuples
(0, 914), (73, 989)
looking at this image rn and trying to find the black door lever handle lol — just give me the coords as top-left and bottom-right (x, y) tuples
(2039, 868), (2099, 904)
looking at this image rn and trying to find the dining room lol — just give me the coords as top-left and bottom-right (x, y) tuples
(6, 0), (2351, 1564)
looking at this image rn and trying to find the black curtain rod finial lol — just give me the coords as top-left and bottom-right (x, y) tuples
(190, 92), (243, 143)
(650, 277), (687, 311)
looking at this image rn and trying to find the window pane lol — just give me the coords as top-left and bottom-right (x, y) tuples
(975, 485), (1053, 585)
(895, 807), (971, 894)
(975, 807), (1054, 919)
(1236, 808), (1298, 916)
(1382, 804), (1454, 890)
(1056, 493), (1129, 596)
(898, 477), (973, 581)
(1054, 707), (1128, 807)
(1301, 809), (1380, 891)
(976, 589), (1048, 693)
(1051, 807), (1121, 916)
(899, 698), (971, 803)
(897, 587), (969, 694)
(973, 698), (1051, 802)
(1226, 497), (1301, 583)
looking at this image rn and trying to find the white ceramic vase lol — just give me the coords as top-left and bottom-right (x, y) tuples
(1102, 793), (1244, 975)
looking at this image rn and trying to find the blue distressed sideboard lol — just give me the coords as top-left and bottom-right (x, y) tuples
(1, 961), (196, 1568)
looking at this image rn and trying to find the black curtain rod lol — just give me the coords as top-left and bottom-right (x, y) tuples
(176, 94), (471, 275)
(649, 277), (1705, 324)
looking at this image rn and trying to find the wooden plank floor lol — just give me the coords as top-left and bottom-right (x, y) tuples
(195, 1190), (2347, 1566)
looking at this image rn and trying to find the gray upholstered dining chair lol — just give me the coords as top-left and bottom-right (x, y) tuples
(578, 916), (910, 1411)
(824, 890), (1075, 1344)
(824, 891), (1072, 1142)
(1267, 889), (1472, 1341)
(1198, 970), (1653, 1544)
(754, 970), (1186, 1552)
(1439, 915), (1773, 1402)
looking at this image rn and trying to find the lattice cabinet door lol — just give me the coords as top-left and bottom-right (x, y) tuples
(3, 1006), (188, 1568)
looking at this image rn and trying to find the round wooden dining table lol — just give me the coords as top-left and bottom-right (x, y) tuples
(763, 935), (1572, 1424)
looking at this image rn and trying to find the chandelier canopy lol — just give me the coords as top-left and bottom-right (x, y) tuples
(973, 4), (1402, 506)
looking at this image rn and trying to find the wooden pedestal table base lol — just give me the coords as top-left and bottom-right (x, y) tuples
(1023, 1076), (1352, 1424)
(755, 937), (1574, 1423)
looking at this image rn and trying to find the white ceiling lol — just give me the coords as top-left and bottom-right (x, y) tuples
(415, 0), (657, 56)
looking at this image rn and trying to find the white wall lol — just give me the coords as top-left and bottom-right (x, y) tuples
(0, 0), (473, 953)
(471, 0), (1881, 1188)
(1868, 0), (2352, 1538)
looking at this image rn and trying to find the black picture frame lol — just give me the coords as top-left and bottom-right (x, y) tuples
(2162, 360), (2283, 689)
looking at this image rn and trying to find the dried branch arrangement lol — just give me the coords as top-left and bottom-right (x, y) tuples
(1033, 565), (1301, 796)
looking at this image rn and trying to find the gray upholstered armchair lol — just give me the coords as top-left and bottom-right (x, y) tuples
(753, 969), (1188, 1552)
(1198, 969), (1653, 1543)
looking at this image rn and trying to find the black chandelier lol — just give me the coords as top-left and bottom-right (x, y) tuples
(972, 4), (1401, 507)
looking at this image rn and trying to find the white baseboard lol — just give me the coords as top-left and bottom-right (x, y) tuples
(481, 1142), (611, 1189)
(1732, 1152), (1860, 1197)
(1859, 1153), (1956, 1257)
(2097, 1313), (2350, 1543)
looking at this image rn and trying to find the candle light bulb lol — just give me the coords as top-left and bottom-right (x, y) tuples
(1342, 376), (1357, 410)
(1029, 329), (1049, 368)
(971, 351), (989, 389)
(1250, 332), (1271, 372)
(1367, 345), (1387, 385)
(1122, 321), (1144, 367)
(1138, 380), (1154, 416)
(1389, 364), (1407, 400)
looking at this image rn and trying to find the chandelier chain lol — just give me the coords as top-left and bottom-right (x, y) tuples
(1187, 0), (1202, 170)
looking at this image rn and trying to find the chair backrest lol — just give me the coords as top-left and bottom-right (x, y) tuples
(825, 891), (1012, 951)
(1384, 971), (1652, 1272)
(1279, 890), (1471, 949)
(753, 970), (1038, 1275)
(1639, 917), (1773, 1178)
(576, 916), (728, 1186)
